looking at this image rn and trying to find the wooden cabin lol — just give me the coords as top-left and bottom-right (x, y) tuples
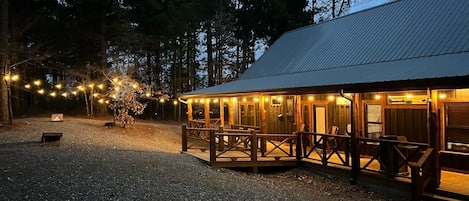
(181, 0), (469, 199)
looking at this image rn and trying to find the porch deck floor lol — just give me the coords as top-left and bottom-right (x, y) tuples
(185, 140), (468, 196)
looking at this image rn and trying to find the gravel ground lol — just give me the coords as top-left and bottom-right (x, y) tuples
(0, 117), (408, 201)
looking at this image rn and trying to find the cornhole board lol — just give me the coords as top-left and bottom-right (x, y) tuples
(51, 113), (63, 122)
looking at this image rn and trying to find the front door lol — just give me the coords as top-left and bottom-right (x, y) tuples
(239, 102), (256, 126)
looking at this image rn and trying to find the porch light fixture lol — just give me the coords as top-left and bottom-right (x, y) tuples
(439, 93), (447, 99)
(33, 80), (41, 86)
(406, 93), (413, 99)
(328, 95), (335, 101)
(308, 96), (314, 101)
(188, 99), (193, 103)
(200, 99), (205, 103)
(223, 98), (228, 102)
(194, 99), (199, 103)
(213, 99), (219, 103)
(375, 95), (381, 100)
(276, 97), (283, 102)
(242, 98), (247, 102)
(254, 97), (259, 102)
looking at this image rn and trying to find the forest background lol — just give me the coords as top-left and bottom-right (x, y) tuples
(0, 0), (385, 124)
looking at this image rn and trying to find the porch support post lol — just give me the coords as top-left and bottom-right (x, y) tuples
(219, 98), (224, 128)
(228, 98), (235, 128)
(295, 95), (303, 132)
(260, 96), (267, 134)
(204, 99), (211, 128)
(427, 88), (441, 188)
(187, 100), (193, 121)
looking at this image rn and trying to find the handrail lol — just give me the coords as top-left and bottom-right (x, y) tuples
(407, 148), (434, 201)
(408, 148), (433, 168)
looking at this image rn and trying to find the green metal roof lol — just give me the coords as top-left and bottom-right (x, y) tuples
(184, 0), (469, 97)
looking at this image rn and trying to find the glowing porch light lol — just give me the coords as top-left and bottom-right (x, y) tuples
(265, 97), (269, 101)
(254, 98), (259, 102)
(188, 99), (193, 103)
(375, 95), (381, 100)
(276, 97), (283, 102)
(406, 93), (413, 99)
(328, 95), (335, 101)
(439, 93), (447, 99)
(213, 98), (219, 103)
(173, 100), (178, 105)
(242, 98), (247, 102)
(223, 98), (228, 102)
(194, 99), (199, 103)
(33, 80), (41, 86)
(308, 96), (314, 101)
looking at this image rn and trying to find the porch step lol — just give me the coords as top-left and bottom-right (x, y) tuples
(422, 190), (469, 201)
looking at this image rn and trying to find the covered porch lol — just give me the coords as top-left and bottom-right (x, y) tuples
(180, 88), (469, 200)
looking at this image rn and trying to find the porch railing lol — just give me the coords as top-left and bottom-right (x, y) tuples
(182, 125), (436, 200)
(299, 132), (351, 167)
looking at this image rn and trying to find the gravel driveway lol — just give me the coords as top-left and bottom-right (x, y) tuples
(0, 117), (407, 201)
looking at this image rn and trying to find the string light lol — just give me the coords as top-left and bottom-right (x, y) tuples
(173, 100), (178, 105)
(61, 92), (68, 97)
(38, 89), (45, 94)
(55, 84), (62, 89)
(25, 84), (31, 89)
(50, 92), (57, 97)
(11, 75), (19, 81)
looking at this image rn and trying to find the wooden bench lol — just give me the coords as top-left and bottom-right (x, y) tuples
(42, 132), (63, 145)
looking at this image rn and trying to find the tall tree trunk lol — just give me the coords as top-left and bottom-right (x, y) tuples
(206, 22), (214, 87)
(0, 0), (10, 124)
